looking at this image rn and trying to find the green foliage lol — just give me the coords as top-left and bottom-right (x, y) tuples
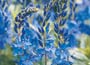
(0, 55), (15, 65)
(79, 36), (90, 58)
(0, 45), (15, 65)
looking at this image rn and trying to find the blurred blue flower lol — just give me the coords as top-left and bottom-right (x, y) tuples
(0, 2), (12, 49)
(75, 6), (90, 22)
(79, 23), (90, 35)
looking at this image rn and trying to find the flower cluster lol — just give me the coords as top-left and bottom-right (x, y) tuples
(12, 0), (90, 65)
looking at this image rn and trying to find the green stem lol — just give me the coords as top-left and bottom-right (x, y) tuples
(43, 32), (47, 65)
(45, 54), (47, 65)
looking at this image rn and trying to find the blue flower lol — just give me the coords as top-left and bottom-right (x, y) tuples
(41, 0), (50, 4)
(54, 23), (59, 33)
(59, 60), (72, 65)
(0, 41), (4, 49)
(12, 24), (45, 64)
(75, 7), (90, 22)
(0, 3), (12, 49)
(79, 23), (90, 35)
